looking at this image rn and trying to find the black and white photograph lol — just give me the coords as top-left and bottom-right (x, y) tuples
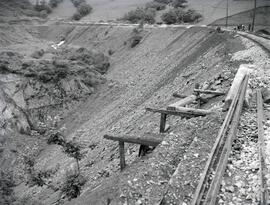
(0, 0), (270, 204)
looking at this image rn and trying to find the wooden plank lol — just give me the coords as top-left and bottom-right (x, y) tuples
(257, 89), (269, 204)
(223, 65), (250, 111)
(146, 107), (194, 117)
(168, 107), (212, 115)
(172, 93), (188, 98)
(146, 107), (211, 117)
(193, 89), (226, 95)
(119, 141), (125, 171)
(104, 133), (164, 147)
(160, 113), (167, 133)
(167, 95), (197, 110)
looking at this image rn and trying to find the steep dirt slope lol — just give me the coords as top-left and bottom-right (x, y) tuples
(0, 21), (249, 204)
(22, 24), (247, 204)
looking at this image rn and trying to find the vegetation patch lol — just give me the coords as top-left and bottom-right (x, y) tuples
(152, 0), (187, 8)
(71, 0), (93, 21)
(122, 7), (156, 24)
(61, 171), (86, 200)
(23, 154), (59, 187)
(48, 0), (63, 8)
(46, 127), (86, 200)
(161, 8), (202, 24)
(121, 0), (201, 25)
(145, 1), (166, 11)
(0, 170), (15, 205)
(33, 0), (64, 18)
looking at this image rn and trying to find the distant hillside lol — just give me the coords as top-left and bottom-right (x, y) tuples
(211, 6), (270, 31)
(0, 0), (39, 22)
(45, 0), (150, 21)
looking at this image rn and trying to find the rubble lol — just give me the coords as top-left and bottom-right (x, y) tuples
(218, 35), (270, 205)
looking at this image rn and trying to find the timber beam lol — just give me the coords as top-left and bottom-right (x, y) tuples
(104, 133), (165, 170)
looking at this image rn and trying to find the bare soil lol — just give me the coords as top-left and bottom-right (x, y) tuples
(0, 21), (249, 204)
(2, 1), (270, 204)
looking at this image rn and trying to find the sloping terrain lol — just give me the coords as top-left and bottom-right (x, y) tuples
(1, 1), (270, 205)
(0, 0), (42, 23)
(0, 21), (249, 204)
(11, 24), (250, 204)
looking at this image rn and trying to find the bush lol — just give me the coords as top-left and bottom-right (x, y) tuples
(49, 0), (63, 8)
(78, 3), (92, 16)
(72, 12), (82, 21)
(122, 7), (156, 24)
(39, 10), (48, 18)
(71, 0), (92, 20)
(153, 0), (172, 4)
(34, 1), (52, 14)
(47, 132), (65, 146)
(71, 0), (86, 7)
(145, 1), (166, 11)
(29, 170), (48, 187)
(161, 10), (178, 24)
(61, 172), (86, 200)
(130, 35), (143, 48)
(31, 49), (45, 59)
(0, 171), (15, 205)
(161, 8), (202, 24)
(172, 0), (187, 8)
(23, 153), (57, 187)
(108, 49), (114, 56)
(182, 9), (202, 23)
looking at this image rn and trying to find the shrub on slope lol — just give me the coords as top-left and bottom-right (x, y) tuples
(145, 1), (166, 11)
(49, 0), (64, 8)
(70, 0), (93, 20)
(122, 7), (156, 24)
(161, 8), (202, 24)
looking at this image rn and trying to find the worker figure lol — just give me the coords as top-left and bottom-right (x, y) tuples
(248, 24), (251, 31)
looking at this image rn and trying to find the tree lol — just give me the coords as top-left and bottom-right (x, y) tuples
(161, 10), (177, 24)
(122, 7), (156, 24)
(161, 8), (202, 24)
(78, 3), (92, 16)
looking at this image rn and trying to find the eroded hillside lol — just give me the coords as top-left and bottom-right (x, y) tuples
(0, 20), (254, 204)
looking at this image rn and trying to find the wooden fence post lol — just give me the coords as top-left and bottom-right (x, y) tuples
(119, 141), (125, 171)
(160, 113), (167, 133)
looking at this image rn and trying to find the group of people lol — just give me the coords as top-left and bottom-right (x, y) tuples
(235, 24), (252, 32)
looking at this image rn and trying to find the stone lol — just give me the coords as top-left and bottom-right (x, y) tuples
(226, 185), (235, 193)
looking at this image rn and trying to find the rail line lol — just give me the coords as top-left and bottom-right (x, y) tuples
(191, 74), (249, 205)
(257, 90), (269, 204)
(191, 32), (270, 203)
